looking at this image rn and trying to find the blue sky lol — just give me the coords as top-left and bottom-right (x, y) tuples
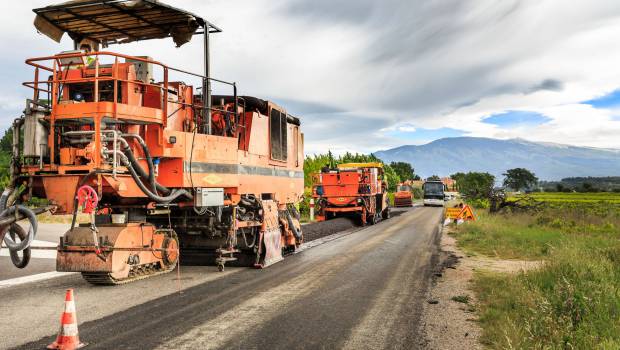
(482, 111), (551, 127)
(584, 89), (620, 108)
(584, 90), (620, 121)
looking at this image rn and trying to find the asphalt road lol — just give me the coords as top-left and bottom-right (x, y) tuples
(2, 206), (443, 350)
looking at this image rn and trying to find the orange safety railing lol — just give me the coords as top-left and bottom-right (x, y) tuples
(23, 51), (238, 123)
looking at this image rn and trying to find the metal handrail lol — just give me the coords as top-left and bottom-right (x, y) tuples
(24, 51), (239, 120)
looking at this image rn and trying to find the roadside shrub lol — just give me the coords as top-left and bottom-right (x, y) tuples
(387, 192), (395, 206)
(298, 187), (313, 219)
(412, 187), (423, 200)
(467, 198), (489, 209)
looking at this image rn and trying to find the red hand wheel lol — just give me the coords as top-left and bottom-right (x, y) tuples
(76, 185), (99, 214)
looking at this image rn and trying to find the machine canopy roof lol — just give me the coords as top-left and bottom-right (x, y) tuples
(33, 0), (220, 47)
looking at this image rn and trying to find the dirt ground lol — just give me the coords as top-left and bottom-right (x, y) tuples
(421, 225), (543, 349)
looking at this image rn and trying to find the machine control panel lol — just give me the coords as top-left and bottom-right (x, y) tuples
(195, 188), (224, 207)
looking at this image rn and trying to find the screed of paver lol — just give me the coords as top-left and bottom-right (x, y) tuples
(155, 213), (423, 350)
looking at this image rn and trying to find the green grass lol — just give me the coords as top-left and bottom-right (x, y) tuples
(510, 192), (620, 204)
(451, 295), (471, 304)
(453, 200), (620, 348)
(474, 247), (620, 349)
(455, 208), (620, 260)
(456, 212), (563, 259)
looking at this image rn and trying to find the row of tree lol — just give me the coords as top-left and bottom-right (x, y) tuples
(450, 167), (540, 199)
(303, 152), (419, 191)
(454, 167), (620, 196)
(541, 177), (620, 192)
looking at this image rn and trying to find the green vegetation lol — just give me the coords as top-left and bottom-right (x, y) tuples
(453, 195), (620, 348)
(510, 191), (620, 204)
(303, 151), (402, 191)
(389, 161), (418, 181)
(542, 176), (620, 192)
(0, 128), (12, 188)
(450, 171), (495, 199)
(451, 295), (471, 304)
(503, 167), (538, 191)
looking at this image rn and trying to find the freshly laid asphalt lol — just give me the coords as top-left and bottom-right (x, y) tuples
(2, 206), (443, 350)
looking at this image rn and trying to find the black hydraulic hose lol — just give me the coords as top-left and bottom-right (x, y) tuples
(241, 228), (256, 249)
(121, 134), (157, 193)
(8, 224), (30, 268)
(0, 205), (38, 252)
(126, 163), (192, 203)
(122, 147), (170, 195)
(101, 132), (163, 195)
(0, 189), (37, 267)
(285, 210), (302, 240)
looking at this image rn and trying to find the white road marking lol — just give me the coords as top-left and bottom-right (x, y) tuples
(0, 239), (58, 259)
(0, 271), (76, 289)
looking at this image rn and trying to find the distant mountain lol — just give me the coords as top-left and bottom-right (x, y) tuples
(374, 137), (620, 181)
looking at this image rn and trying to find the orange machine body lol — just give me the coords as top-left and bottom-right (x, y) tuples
(16, 51), (304, 282)
(394, 183), (414, 207)
(312, 163), (389, 225)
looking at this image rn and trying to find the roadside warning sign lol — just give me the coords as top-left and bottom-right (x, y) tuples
(445, 207), (462, 219)
(459, 205), (475, 221)
(445, 205), (476, 221)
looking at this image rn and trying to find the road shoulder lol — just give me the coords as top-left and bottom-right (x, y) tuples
(420, 226), (482, 350)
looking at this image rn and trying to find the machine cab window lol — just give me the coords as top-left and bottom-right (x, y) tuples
(270, 107), (288, 161)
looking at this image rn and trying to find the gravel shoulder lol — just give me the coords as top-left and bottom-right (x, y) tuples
(421, 224), (544, 349)
(420, 226), (482, 350)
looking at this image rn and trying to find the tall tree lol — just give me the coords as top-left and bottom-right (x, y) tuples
(503, 168), (538, 191)
(450, 172), (466, 191)
(389, 161), (414, 182)
(459, 172), (495, 199)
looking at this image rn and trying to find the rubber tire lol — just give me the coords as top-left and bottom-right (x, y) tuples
(161, 232), (179, 268)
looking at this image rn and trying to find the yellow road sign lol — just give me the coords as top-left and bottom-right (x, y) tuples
(445, 205), (476, 221)
(445, 207), (462, 219)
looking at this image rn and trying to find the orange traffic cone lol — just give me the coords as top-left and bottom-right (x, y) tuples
(47, 289), (86, 350)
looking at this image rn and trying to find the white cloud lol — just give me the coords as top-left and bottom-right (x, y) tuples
(1, 0), (620, 152)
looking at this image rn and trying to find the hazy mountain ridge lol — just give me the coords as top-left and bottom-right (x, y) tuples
(374, 137), (620, 181)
